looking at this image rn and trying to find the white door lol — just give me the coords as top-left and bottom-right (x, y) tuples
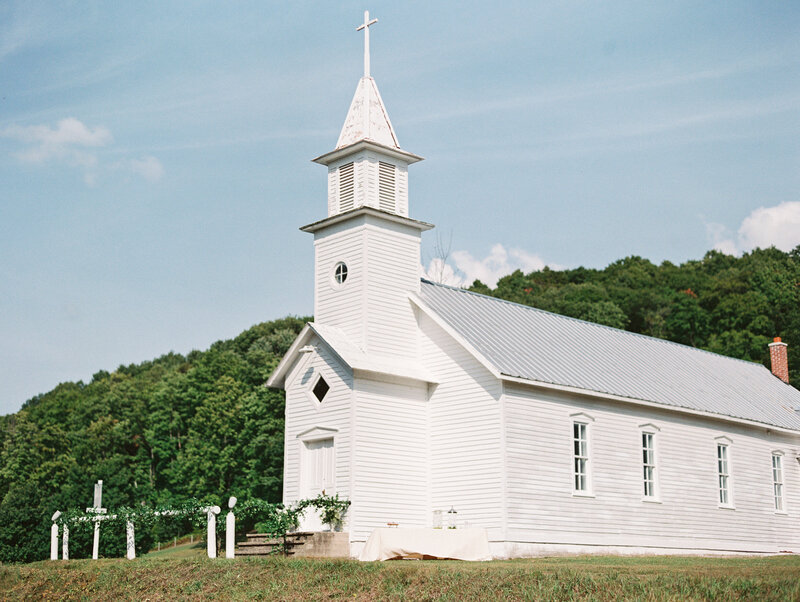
(300, 438), (335, 531)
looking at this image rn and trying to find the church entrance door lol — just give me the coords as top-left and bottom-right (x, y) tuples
(299, 437), (335, 531)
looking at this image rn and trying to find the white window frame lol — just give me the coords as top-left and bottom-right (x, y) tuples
(330, 260), (350, 290)
(772, 451), (787, 514)
(640, 425), (660, 502)
(570, 412), (595, 497)
(715, 437), (734, 509)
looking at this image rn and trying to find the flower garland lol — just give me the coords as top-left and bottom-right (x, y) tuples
(54, 493), (351, 545)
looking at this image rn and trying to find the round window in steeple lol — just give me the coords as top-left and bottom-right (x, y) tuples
(332, 262), (348, 287)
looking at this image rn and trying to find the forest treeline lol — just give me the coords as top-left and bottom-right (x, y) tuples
(0, 317), (306, 562)
(1, 247), (799, 562)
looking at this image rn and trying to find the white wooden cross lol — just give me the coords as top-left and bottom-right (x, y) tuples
(356, 10), (378, 78)
(86, 480), (106, 560)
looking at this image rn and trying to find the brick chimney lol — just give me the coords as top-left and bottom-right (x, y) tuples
(768, 337), (789, 383)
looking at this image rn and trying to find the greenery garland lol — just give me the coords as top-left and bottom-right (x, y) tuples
(55, 499), (212, 531)
(54, 493), (351, 554)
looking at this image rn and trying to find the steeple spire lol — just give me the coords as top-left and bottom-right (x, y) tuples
(314, 11), (423, 220)
(335, 77), (398, 149)
(334, 10), (399, 150)
(356, 10), (378, 78)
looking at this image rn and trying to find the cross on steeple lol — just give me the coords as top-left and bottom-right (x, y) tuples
(356, 10), (378, 78)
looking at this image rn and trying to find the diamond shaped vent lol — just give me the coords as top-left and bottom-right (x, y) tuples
(313, 376), (330, 402)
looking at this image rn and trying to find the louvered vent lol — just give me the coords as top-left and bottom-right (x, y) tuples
(338, 162), (354, 212)
(378, 161), (396, 212)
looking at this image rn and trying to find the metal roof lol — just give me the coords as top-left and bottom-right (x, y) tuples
(418, 280), (800, 432)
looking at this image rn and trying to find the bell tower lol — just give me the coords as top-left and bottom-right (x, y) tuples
(302, 11), (433, 361)
(316, 12), (422, 220)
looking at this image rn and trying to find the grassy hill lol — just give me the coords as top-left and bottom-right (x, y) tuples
(1, 556), (799, 601)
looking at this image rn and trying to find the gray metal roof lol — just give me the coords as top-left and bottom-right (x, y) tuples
(418, 280), (800, 432)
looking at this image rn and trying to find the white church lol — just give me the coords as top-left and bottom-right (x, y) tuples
(268, 13), (800, 558)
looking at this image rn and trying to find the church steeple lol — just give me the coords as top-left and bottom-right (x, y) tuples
(303, 12), (433, 361)
(313, 10), (422, 219)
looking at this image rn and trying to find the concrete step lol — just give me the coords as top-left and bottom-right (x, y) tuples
(242, 532), (313, 546)
(234, 531), (349, 558)
(235, 546), (295, 556)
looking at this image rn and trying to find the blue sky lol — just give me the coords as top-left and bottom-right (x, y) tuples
(2, 1), (799, 414)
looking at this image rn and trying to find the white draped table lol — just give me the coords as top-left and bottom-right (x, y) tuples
(359, 528), (492, 561)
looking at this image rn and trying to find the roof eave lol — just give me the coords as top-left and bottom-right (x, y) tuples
(499, 373), (800, 436)
(300, 207), (434, 234)
(265, 324), (315, 389)
(313, 140), (424, 166)
(267, 322), (438, 389)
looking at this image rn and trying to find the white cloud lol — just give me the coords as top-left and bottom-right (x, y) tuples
(705, 221), (738, 255)
(422, 257), (466, 287)
(121, 156), (165, 183)
(424, 243), (554, 288)
(2, 118), (164, 186)
(738, 202), (800, 252)
(705, 202), (800, 255)
(3, 117), (112, 164)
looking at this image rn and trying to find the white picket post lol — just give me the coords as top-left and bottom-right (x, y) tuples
(87, 480), (105, 560)
(206, 506), (221, 558)
(62, 524), (69, 560)
(50, 512), (61, 560)
(52, 497), (231, 561)
(126, 521), (136, 560)
(225, 497), (237, 559)
(92, 520), (101, 559)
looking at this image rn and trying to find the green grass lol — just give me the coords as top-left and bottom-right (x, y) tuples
(142, 540), (207, 559)
(1, 555), (798, 601)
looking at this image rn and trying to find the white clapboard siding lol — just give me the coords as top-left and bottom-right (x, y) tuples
(363, 221), (421, 360)
(354, 156), (367, 210)
(314, 224), (366, 344)
(327, 167), (337, 216)
(503, 382), (800, 553)
(361, 155), (376, 211)
(283, 337), (353, 516)
(420, 312), (505, 540)
(396, 164), (408, 217)
(314, 215), (421, 360)
(351, 377), (428, 541)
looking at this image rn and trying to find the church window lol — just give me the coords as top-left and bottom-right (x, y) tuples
(772, 453), (785, 512)
(378, 161), (396, 212)
(312, 375), (330, 403)
(573, 422), (590, 493)
(338, 162), (355, 212)
(717, 443), (732, 506)
(641, 432), (656, 499)
(333, 262), (348, 286)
